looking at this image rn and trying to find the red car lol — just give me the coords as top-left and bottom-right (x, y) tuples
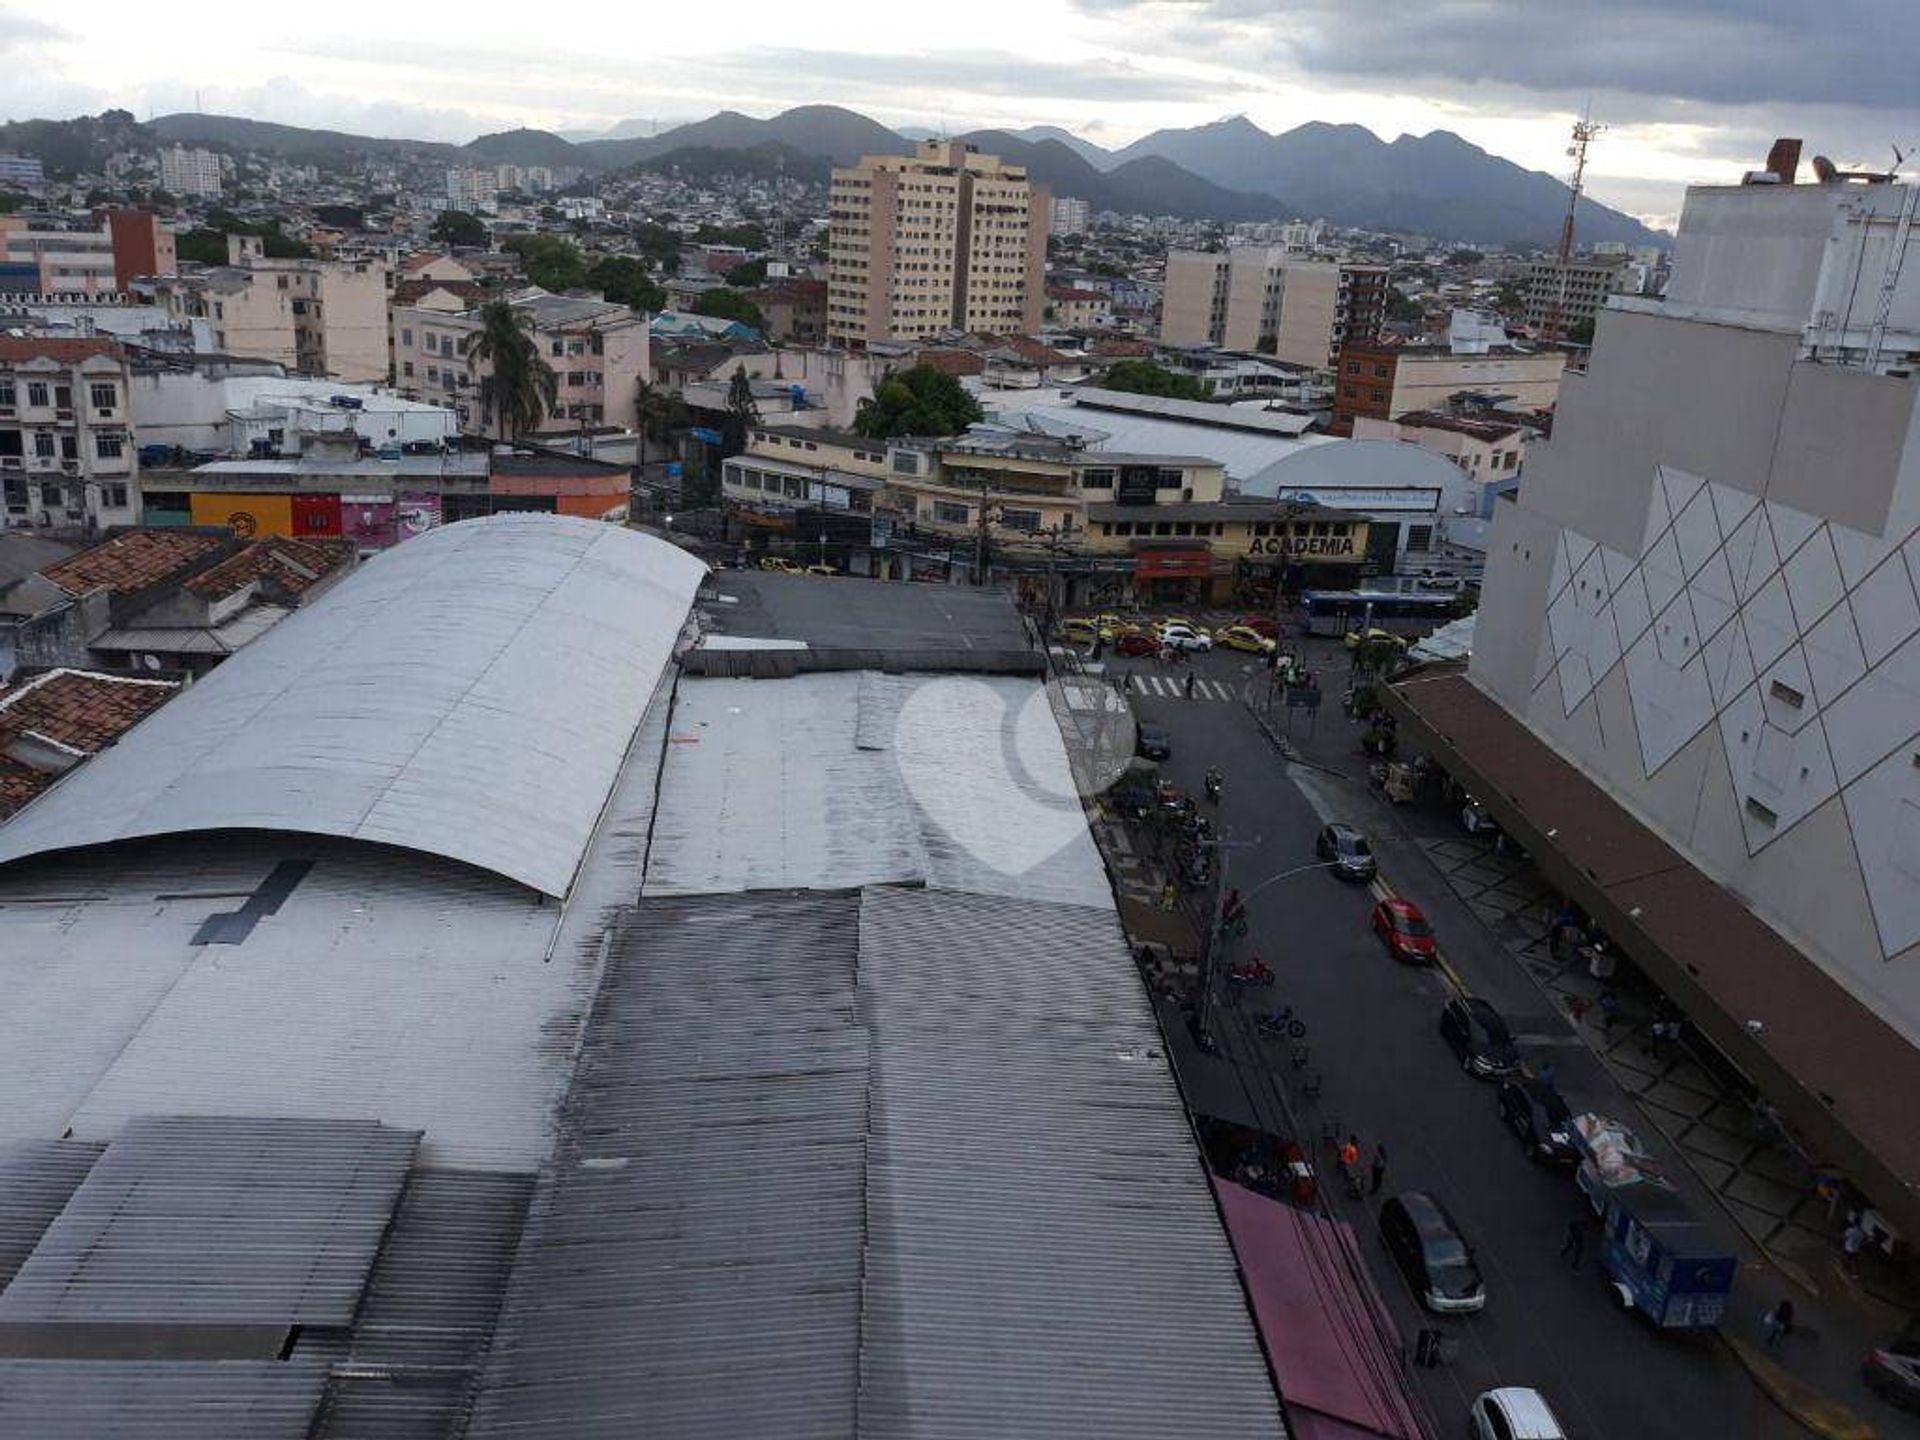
(1116, 632), (1160, 656)
(1236, 615), (1283, 639)
(1372, 897), (1437, 964)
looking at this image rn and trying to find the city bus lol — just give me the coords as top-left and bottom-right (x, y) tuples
(1299, 589), (1461, 640)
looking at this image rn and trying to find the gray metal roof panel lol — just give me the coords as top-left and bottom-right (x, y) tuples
(0, 1142), (103, 1291)
(0, 1115), (419, 1330)
(0, 515), (705, 898)
(0, 1358), (328, 1440)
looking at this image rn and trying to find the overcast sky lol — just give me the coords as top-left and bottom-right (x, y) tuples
(3, 0), (1914, 226)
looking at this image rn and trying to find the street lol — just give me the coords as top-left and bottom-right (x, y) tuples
(1107, 636), (1918, 1440)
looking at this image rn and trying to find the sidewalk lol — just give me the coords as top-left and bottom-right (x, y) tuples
(1251, 639), (1918, 1440)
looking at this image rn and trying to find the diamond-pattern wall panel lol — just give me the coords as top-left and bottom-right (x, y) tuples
(1625, 626), (1716, 773)
(1718, 687), (1839, 852)
(1843, 746), (1920, 956)
(1673, 487), (1723, 577)
(1851, 555), (1920, 667)
(1784, 528), (1847, 632)
(1804, 604), (1868, 708)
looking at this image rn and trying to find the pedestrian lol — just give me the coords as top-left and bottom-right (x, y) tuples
(1762, 1297), (1795, 1346)
(1339, 1135), (1360, 1171)
(1843, 1217), (1868, 1274)
(1184, 672), (1196, 700)
(1559, 1217), (1586, 1269)
(1370, 1143), (1388, 1195)
(1598, 989), (1620, 1032)
(1121, 670), (1133, 694)
(1536, 1060), (1557, 1090)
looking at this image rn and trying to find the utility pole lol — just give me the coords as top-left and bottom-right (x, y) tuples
(1542, 114), (1605, 345)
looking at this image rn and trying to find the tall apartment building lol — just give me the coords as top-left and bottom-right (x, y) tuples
(1523, 255), (1632, 334)
(1050, 196), (1091, 237)
(1161, 248), (1389, 368)
(445, 168), (500, 215)
(390, 289), (650, 435)
(827, 140), (1048, 347)
(0, 210), (175, 296)
(1387, 168), (1920, 1239)
(0, 155), (44, 187)
(159, 145), (224, 200)
(0, 337), (139, 532)
(151, 235), (389, 381)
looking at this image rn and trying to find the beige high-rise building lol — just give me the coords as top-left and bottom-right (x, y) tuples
(828, 140), (1048, 347)
(1162, 248), (1389, 369)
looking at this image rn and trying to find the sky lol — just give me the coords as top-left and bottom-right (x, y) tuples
(2, 0), (1915, 228)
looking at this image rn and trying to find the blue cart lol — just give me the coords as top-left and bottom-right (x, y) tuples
(1598, 1181), (1736, 1330)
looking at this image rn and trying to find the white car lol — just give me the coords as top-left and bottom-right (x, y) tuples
(1158, 624), (1214, 652)
(1470, 1388), (1567, 1440)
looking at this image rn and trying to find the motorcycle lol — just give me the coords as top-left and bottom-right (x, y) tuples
(1227, 957), (1275, 987)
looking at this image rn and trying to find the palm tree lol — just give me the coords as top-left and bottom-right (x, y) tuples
(469, 300), (557, 441)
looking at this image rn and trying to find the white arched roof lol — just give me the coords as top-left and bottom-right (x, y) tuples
(0, 514), (706, 897)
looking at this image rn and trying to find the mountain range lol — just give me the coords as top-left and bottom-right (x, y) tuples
(0, 104), (1666, 245)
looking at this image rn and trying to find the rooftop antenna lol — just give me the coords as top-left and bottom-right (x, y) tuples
(1543, 109), (1605, 345)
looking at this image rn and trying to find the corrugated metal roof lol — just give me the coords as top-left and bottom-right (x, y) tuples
(645, 673), (1110, 908)
(470, 891), (870, 1440)
(1241, 438), (1466, 501)
(0, 1142), (103, 1291)
(0, 515), (706, 898)
(0, 1115), (418, 1332)
(0, 835), (607, 1169)
(985, 400), (1332, 481)
(314, 1169), (534, 1440)
(0, 1357), (328, 1439)
(853, 887), (1284, 1438)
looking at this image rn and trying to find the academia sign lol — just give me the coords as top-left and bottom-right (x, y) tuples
(1248, 532), (1359, 557)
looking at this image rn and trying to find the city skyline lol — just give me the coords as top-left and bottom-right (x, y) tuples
(3, 0), (1914, 229)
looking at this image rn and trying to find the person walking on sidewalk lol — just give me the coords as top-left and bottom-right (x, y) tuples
(1762, 1297), (1795, 1346)
(1559, 1217), (1586, 1269)
(1184, 672), (1196, 700)
(1844, 1216), (1868, 1275)
(1369, 1143), (1388, 1195)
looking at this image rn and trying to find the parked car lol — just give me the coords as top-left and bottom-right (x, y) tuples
(1371, 896), (1436, 963)
(1470, 1388), (1567, 1440)
(1134, 724), (1172, 761)
(1315, 822), (1376, 882)
(1116, 632), (1160, 657)
(1864, 1332), (1920, 1413)
(1497, 1078), (1579, 1163)
(757, 556), (807, 574)
(1379, 1191), (1486, 1313)
(1059, 618), (1101, 646)
(1344, 626), (1408, 652)
(1215, 624), (1279, 655)
(1441, 995), (1521, 1078)
(1235, 614), (1283, 639)
(1158, 623), (1214, 652)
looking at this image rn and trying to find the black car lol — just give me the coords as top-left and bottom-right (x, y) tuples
(1379, 1191), (1486, 1313)
(1315, 822), (1376, 881)
(1135, 724), (1172, 761)
(1497, 1077), (1578, 1163)
(1865, 1333), (1920, 1413)
(1441, 995), (1521, 1078)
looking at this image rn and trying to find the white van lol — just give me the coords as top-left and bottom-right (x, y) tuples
(1470, 1387), (1568, 1440)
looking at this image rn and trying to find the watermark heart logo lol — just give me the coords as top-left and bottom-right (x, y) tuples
(894, 676), (1136, 877)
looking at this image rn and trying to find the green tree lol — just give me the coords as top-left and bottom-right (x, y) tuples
(692, 222), (767, 250)
(1098, 359), (1209, 401)
(506, 234), (589, 291)
(720, 365), (759, 461)
(724, 258), (768, 288)
(469, 299), (558, 440)
(589, 255), (666, 312)
(430, 209), (488, 248)
(852, 366), (984, 439)
(1384, 286), (1423, 324)
(1567, 316), (1596, 345)
(691, 288), (765, 331)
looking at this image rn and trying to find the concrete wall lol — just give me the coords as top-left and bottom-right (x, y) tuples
(315, 261), (391, 383)
(1388, 351), (1565, 418)
(1666, 185), (1847, 329)
(1272, 261), (1339, 370)
(1160, 251), (1224, 347)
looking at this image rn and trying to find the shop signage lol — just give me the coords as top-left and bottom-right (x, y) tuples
(1249, 533), (1358, 557)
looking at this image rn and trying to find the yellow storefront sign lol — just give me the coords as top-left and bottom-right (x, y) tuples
(189, 492), (296, 539)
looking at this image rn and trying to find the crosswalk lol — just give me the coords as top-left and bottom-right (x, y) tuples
(1120, 674), (1239, 702)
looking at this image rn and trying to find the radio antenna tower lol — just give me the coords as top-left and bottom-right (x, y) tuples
(1543, 113), (1605, 344)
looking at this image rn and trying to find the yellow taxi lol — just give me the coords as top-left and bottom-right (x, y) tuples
(758, 556), (807, 575)
(805, 564), (839, 577)
(1059, 617), (1102, 646)
(1344, 626), (1408, 652)
(1215, 624), (1279, 655)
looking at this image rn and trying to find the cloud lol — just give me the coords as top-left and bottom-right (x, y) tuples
(695, 47), (1244, 105)
(0, 12), (67, 47)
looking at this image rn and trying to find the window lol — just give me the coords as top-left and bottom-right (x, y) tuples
(26, 382), (48, 407)
(1313, 522), (1330, 536)
(104, 482), (128, 507)
(39, 482), (61, 506)
(402, 361), (414, 378)
(1000, 508), (1041, 532)
(933, 500), (969, 526)
(1372, 363), (1388, 379)
(567, 371), (588, 386)
(0, 381), (12, 406)
(89, 383), (116, 412)
(1504, 451), (1519, 471)
(551, 340), (564, 356)
(1154, 521), (1172, 536)
(33, 433), (54, 458)
(60, 435), (77, 461)
(95, 434), (124, 460)
(1406, 524), (1434, 551)
(1114, 521), (1133, 537)
(1369, 388), (1385, 403)
(1345, 361), (1360, 376)
(1154, 468), (1184, 489)
(401, 328), (413, 346)
(427, 367), (440, 384)
(892, 452), (921, 475)
(1081, 467), (1115, 489)
(277, 275), (290, 290)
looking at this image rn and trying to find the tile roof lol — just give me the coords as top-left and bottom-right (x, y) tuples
(182, 537), (354, 603)
(0, 338), (123, 365)
(912, 347), (986, 376)
(0, 668), (178, 760)
(39, 530), (226, 599)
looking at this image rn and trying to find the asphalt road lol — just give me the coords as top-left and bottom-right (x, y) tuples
(1128, 648), (1818, 1440)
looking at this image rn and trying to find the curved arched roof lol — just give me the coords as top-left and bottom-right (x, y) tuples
(1241, 438), (1466, 498)
(0, 515), (707, 897)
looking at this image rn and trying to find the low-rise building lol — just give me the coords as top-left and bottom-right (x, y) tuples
(746, 278), (826, 345)
(1352, 410), (1530, 513)
(127, 359), (459, 457)
(0, 667), (177, 818)
(1331, 340), (1566, 433)
(0, 337), (139, 533)
(1046, 285), (1108, 328)
(0, 209), (175, 296)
